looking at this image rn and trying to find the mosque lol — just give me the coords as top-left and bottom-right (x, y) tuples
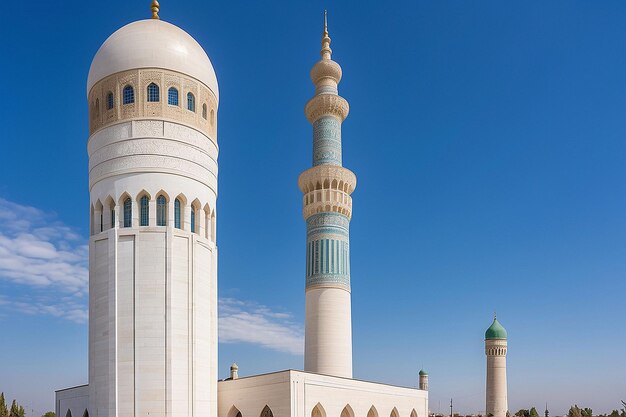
(54, 3), (508, 417)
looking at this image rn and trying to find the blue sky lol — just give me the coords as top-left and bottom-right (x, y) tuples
(1, 0), (626, 415)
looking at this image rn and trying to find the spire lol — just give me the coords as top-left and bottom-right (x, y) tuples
(321, 10), (332, 60)
(151, 0), (160, 19)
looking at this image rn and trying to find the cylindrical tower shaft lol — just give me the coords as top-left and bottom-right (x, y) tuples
(300, 12), (355, 378)
(485, 317), (508, 417)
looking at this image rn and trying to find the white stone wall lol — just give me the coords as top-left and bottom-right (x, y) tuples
(56, 385), (89, 417)
(305, 288), (353, 378)
(88, 98), (218, 417)
(217, 370), (428, 417)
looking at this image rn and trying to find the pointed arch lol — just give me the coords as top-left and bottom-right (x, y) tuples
(203, 204), (211, 239)
(147, 83), (160, 102)
(156, 192), (168, 226)
(368, 406), (379, 417)
(82, 410), (89, 417)
(65, 410), (72, 417)
(411, 409), (418, 417)
(227, 405), (242, 417)
(95, 200), (104, 233)
(312, 403), (326, 417)
(137, 190), (151, 226)
(117, 192), (132, 228)
(174, 193), (187, 230)
(390, 407), (400, 417)
(104, 195), (115, 230)
(190, 198), (201, 233)
(341, 405), (355, 417)
(260, 405), (274, 417)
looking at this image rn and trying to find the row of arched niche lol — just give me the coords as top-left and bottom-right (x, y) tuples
(90, 191), (216, 242)
(91, 83), (215, 125)
(65, 410), (87, 417)
(229, 404), (419, 417)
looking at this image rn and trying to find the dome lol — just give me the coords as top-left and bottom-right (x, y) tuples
(419, 369), (428, 376)
(87, 19), (218, 101)
(485, 317), (507, 340)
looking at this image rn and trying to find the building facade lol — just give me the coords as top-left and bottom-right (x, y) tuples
(56, 5), (431, 417)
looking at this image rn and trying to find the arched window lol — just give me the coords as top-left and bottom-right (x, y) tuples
(341, 406), (354, 417)
(111, 207), (116, 228)
(123, 85), (134, 104)
(66, 410), (72, 417)
(147, 83), (160, 102)
(368, 407), (378, 417)
(157, 195), (167, 226)
(190, 205), (196, 233)
(390, 408), (399, 417)
(168, 87), (179, 106)
(202, 103), (207, 119)
(210, 109), (215, 126)
(174, 199), (182, 229)
(123, 198), (132, 227)
(312, 404), (326, 417)
(260, 406), (273, 417)
(83, 410), (89, 417)
(187, 92), (195, 112)
(106, 92), (114, 110)
(140, 196), (149, 226)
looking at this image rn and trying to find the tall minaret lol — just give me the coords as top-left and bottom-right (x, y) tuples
(86, 3), (219, 416)
(485, 315), (508, 417)
(419, 369), (429, 391)
(299, 11), (355, 378)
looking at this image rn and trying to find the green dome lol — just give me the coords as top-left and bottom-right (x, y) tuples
(485, 317), (507, 340)
(419, 369), (428, 376)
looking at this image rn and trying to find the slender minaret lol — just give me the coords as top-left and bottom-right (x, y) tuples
(485, 315), (508, 417)
(419, 369), (429, 391)
(299, 11), (355, 378)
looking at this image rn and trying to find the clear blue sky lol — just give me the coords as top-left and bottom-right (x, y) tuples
(1, 1), (625, 416)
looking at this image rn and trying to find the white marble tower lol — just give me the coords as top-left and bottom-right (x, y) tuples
(485, 316), (508, 417)
(86, 3), (219, 416)
(299, 12), (355, 379)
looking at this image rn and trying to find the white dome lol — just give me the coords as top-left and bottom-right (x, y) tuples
(87, 19), (218, 101)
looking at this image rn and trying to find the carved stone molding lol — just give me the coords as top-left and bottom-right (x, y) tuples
(298, 165), (356, 194)
(304, 94), (349, 123)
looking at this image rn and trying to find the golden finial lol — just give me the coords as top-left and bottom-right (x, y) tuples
(320, 10), (332, 60)
(151, 0), (160, 19)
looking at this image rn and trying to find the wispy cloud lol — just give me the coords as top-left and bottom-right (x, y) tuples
(219, 298), (304, 355)
(0, 198), (304, 351)
(0, 198), (88, 295)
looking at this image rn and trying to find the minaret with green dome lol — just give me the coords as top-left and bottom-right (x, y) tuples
(419, 369), (429, 391)
(485, 315), (508, 417)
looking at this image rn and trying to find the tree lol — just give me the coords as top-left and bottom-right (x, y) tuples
(8, 401), (19, 417)
(581, 408), (592, 417)
(17, 406), (24, 417)
(515, 410), (530, 417)
(609, 411), (620, 417)
(568, 406), (582, 417)
(42, 412), (56, 417)
(0, 393), (8, 417)
(530, 408), (539, 417)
